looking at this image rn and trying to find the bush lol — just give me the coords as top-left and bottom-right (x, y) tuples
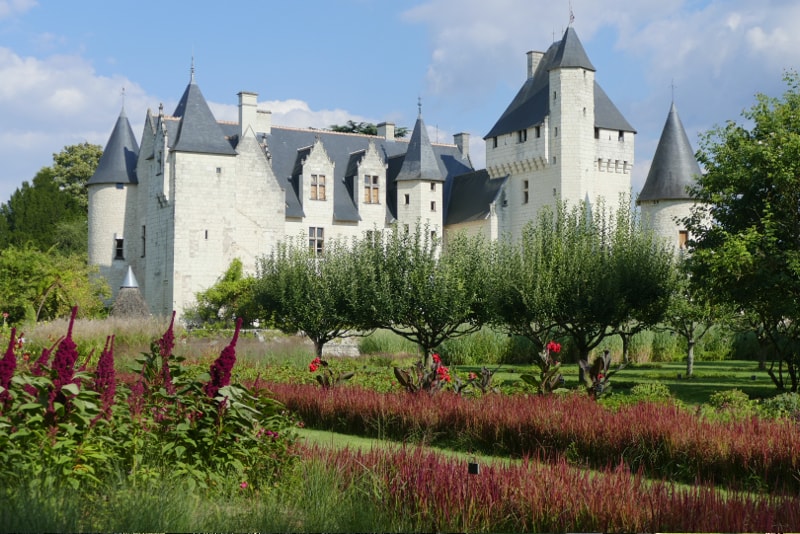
(439, 328), (507, 366)
(358, 330), (418, 356)
(650, 331), (680, 362)
(629, 382), (673, 403)
(704, 388), (755, 420)
(758, 392), (800, 421)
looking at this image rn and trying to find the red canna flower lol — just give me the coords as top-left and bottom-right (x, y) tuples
(546, 341), (561, 354)
(432, 353), (442, 364)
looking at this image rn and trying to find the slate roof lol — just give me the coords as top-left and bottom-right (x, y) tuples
(485, 26), (635, 139)
(395, 114), (446, 183)
(219, 125), (472, 223)
(444, 170), (508, 225)
(88, 108), (139, 186)
(171, 79), (237, 155)
(638, 102), (701, 202)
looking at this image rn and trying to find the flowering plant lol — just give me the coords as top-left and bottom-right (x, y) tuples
(578, 349), (626, 399)
(520, 340), (566, 395)
(393, 352), (451, 393)
(308, 357), (354, 389)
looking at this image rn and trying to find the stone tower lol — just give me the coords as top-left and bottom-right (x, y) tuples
(637, 102), (702, 251)
(87, 107), (139, 303)
(484, 26), (635, 241)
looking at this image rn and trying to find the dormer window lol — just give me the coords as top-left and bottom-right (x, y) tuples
(517, 129), (527, 143)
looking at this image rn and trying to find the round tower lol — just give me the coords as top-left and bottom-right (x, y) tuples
(87, 107), (140, 303)
(637, 102), (701, 251)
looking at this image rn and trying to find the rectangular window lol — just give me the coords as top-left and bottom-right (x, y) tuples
(310, 174), (326, 200)
(308, 227), (324, 255)
(114, 238), (124, 260)
(216, 167), (222, 175)
(115, 183), (124, 190)
(618, 131), (624, 141)
(523, 180), (529, 204)
(517, 129), (527, 143)
(678, 230), (689, 249)
(430, 182), (436, 192)
(363, 175), (379, 204)
(141, 226), (146, 258)
(404, 194), (410, 205)
(431, 230), (437, 241)
(535, 126), (541, 138)
(594, 127), (600, 139)
(430, 201), (436, 212)
(492, 137), (498, 148)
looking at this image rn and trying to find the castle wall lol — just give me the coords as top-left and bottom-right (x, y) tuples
(87, 184), (132, 301)
(640, 199), (693, 251)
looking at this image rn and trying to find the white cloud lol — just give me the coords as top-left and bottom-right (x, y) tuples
(0, 0), (35, 19)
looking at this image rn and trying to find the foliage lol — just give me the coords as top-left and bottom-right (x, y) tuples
(758, 392), (800, 420)
(308, 356), (354, 389)
(0, 244), (109, 324)
(578, 349), (627, 399)
(51, 142), (103, 212)
(256, 237), (366, 357)
(491, 199), (675, 369)
(0, 168), (86, 253)
(354, 225), (493, 365)
(268, 381), (800, 492)
(686, 71), (800, 392)
(190, 258), (260, 327)
(0, 307), (298, 497)
(328, 120), (409, 138)
(520, 340), (566, 394)
(393, 353), (452, 393)
(307, 444), (799, 533)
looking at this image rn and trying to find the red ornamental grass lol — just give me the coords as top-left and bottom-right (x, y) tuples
(305, 444), (800, 532)
(92, 335), (116, 421)
(0, 327), (17, 404)
(204, 317), (243, 399)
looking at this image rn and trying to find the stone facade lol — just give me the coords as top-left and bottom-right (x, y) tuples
(89, 26), (687, 320)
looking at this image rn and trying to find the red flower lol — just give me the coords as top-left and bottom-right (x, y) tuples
(309, 363), (319, 372)
(597, 373), (605, 381)
(546, 341), (561, 354)
(432, 353), (442, 364)
(468, 372), (478, 381)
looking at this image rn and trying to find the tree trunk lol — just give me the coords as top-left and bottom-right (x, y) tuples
(686, 340), (695, 377)
(621, 334), (631, 364)
(314, 339), (324, 359)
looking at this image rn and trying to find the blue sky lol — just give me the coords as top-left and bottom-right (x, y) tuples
(2, 0), (800, 204)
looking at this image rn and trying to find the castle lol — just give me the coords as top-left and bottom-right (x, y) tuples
(88, 26), (699, 319)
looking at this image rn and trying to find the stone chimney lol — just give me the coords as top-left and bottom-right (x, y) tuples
(453, 132), (470, 159)
(377, 121), (395, 140)
(527, 50), (544, 78)
(238, 91), (258, 137)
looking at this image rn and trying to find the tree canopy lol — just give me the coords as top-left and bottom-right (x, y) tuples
(685, 70), (800, 391)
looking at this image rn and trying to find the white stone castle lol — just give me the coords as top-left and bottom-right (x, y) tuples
(88, 26), (700, 319)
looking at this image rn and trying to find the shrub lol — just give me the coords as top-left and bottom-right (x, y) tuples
(758, 392), (800, 421)
(628, 381), (673, 403)
(704, 388), (756, 420)
(438, 328), (507, 365)
(650, 330), (680, 362)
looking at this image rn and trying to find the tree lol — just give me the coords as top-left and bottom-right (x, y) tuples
(255, 237), (364, 358)
(0, 168), (85, 252)
(328, 120), (409, 138)
(0, 245), (109, 324)
(493, 199), (675, 379)
(660, 260), (730, 377)
(0, 143), (100, 254)
(191, 258), (260, 327)
(685, 71), (800, 391)
(355, 224), (492, 365)
(51, 142), (103, 211)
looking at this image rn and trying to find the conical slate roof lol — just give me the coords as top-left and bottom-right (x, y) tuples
(552, 26), (596, 71)
(171, 75), (237, 155)
(121, 265), (139, 288)
(87, 108), (139, 186)
(395, 112), (444, 182)
(485, 26), (634, 139)
(638, 102), (701, 202)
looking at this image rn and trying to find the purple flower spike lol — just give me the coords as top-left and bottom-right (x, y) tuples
(204, 317), (243, 399)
